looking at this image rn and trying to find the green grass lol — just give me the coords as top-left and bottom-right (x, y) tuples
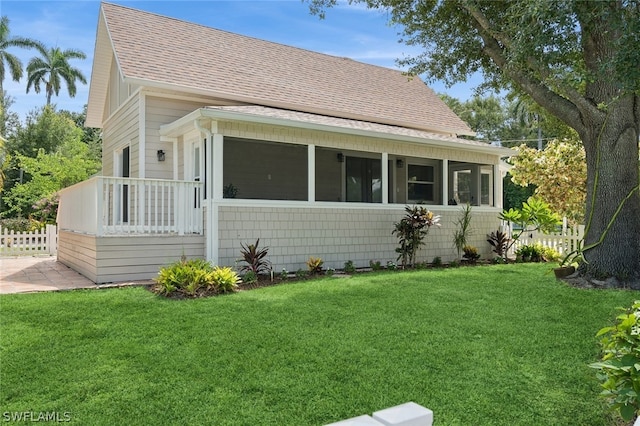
(1, 264), (638, 425)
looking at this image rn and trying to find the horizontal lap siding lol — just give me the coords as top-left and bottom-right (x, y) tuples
(102, 96), (140, 177)
(58, 230), (205, 284)
(217, 205), (499, 272)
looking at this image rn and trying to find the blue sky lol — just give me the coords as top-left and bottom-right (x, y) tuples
(2, 0), (479, 122)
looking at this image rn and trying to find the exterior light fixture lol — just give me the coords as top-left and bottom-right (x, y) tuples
(337, 153), (344, 162)
(396, 159), (404, 168)
(157, 150), (165, 162)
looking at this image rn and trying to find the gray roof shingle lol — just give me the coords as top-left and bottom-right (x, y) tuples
(97, 2), (473, 135)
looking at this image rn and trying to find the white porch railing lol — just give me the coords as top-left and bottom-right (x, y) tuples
(58, 177), (203, 236)
(0, 224), (57, 256)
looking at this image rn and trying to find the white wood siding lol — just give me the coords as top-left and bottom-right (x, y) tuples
(102, 95), (140, 177)
(145, 96), (210, 179)
(58, 230), (205, 284)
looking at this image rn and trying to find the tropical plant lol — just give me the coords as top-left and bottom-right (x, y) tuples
(307, 0), (640, 285)
(392, 205), (441, 268)
(154, 258), (215, 297)
(239, 239), (271, 275)
(343, 260), (355, 274)
(487, 229), (511, 261)
(307, 256), (324, 274)
(452, 203), (472, 259)
(369, 260), (382, 271)
(431, 256), (443, 268)
(0, 16), (44, 94)
(211, 266), (240, 293)
(590, 301), (640, 422)
(462, 245), (480, 263)
(26, 45), (87, 105)
(499, 197), (562, 257)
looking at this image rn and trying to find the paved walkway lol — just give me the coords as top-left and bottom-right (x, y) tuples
(0, 256), (151, 294)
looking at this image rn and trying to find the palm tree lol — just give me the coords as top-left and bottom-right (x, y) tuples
(26, 45), (87, 105)
(0, 16), (44, 95)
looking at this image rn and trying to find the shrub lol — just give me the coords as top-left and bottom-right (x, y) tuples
(344, 260), (356, 274)
(392, 205), (441, 268)
(487, 229), (511, 260)
(242, 270), (258, 285)
(155, 258), (215, 296)
(239, 239), (271, 275)
(279, 268), (289, 281)
(540, 246), (561, 262)
(212, 267), (240, 293)
(307, 256), (324, 274)
(449, 260), (460, 268)
(295, 269), (308, 279)
(325, 268), (335, 277)
(369, 260), (383, 271)
(432, 256), (443, 268)
(386, 261), (397, 271)
(590, 301), (640, 422)
(462, 245), (481, 263)
(0, 218), (43, 233)
(31, 194), (59, 224)
(515, 244), (544, 262)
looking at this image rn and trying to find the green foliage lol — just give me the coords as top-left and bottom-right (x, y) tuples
(431, 256), (443, 268)
(242, 271), (257, 285)
(30, 193), (58, 224)
(211, 267), (240, 293)
(510, 140), (586, 224)
(503, 173), (536, 212)
(2, 136), (100, 218)
(515, 244), (544, 263)
(307, 256), (324, 274)
(499, 197), (562, 257)
(452, 203), (473, 259)
(0, 217), (42, 232)
(343, 260), (355, 274)
(487, 229), (512, 260)
(369, 260), (383, 271)
(448, 260), (460, 268)
(155, 258), (215, 297)
(591, 301), (640, 422)
(295, 268), (308, 279)
(239, 239), (271, 275)
(155, 258), (238, 296)
(279, 268), (289, 281)
(462, 245), (480, 263)
(26, 45), (87, 105)
(392, 205), (441, 268)
(325, 268), (335, 277)
(386, 261), (397, 271)
(223, 183), (238, 198)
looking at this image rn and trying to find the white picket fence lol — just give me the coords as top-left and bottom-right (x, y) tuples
(507, 217), (584, 256)
(0, 225), (57, 256)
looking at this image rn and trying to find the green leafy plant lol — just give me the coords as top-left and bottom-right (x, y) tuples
(515, 243), (545, 263)
(295, 269), (308, 279)
(343, 260), (356, 274)
(499, 197), (562, 257)
(487, 229), (511, 261)
(432, 256), (443, 268)
(241, 270), (258, 286)
(307, 256), (324, 275)
(590, 301), (640, 422)
(453, 203), (473, 259)
(155, 258), (215, 297)
(392, 205), (441, 268)
(325, 268), (335, 277)
(211, 267), (240, 293)
(386, 261), (397, 271)
(462, 245), (481, 263)
(449, 260), (460, 268)
(279, 268), (289, 281)
(369, 260), (383, 271)
(239, 239), (271, 275)
(0, 218), (43, 232)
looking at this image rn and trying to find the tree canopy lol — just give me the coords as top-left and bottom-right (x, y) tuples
(26, 45), (86, 105)
(0, 15), (43, 95)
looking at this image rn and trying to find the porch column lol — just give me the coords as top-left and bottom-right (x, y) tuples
(442, 159), (448, 206)
(212, 133), (223, 201)
(470, 164), (481, 206)
(494, 163), (503, 209)
(382, 152), (389, 204)
(308, 144), (315, 202)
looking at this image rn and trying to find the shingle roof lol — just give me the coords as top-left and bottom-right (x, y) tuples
(92, 2), (473, 135)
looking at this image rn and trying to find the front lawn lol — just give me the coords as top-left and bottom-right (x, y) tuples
(1, 264), (637, 425)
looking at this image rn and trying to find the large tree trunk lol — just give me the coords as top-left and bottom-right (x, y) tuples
(579, 96), (640, 286)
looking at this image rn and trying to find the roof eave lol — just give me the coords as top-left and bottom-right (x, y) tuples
(160, 108), (512, 157)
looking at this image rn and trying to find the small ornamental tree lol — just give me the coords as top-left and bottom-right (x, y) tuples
(392, 205), (441, 268)
(499, 197), (562, 259)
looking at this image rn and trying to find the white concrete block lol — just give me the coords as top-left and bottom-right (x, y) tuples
(325, 414), (385, 426)
(372, 402), (433, 426)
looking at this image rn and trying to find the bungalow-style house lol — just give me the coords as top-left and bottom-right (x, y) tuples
(57, 2), (512, 283)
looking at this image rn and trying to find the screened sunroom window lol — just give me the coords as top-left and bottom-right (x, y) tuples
(407, 164), (435, 203)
